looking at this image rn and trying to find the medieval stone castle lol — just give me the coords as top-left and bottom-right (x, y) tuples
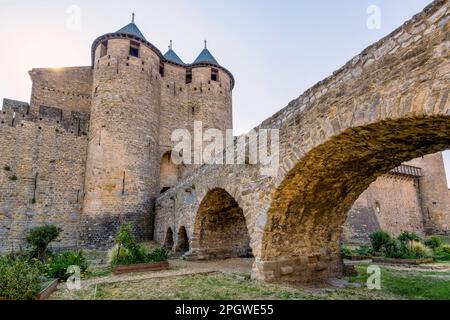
(1, 5), (449, 261)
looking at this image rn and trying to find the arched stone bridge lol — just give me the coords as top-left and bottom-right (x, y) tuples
(155, 0), (450, 282)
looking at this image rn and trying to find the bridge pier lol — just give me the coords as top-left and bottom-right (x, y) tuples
(252, 252), (343, 283)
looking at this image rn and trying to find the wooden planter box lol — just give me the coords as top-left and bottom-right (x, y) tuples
(36, 279), (59, 300)
(112, 261), (170, 275)
(345, 255), (372, 261)
(372, 257), (434, 265)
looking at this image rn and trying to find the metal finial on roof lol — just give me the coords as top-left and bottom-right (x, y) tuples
(169, 40), (173, 50)
(132, 12), (135, 23)
(204, 40), (207, 49)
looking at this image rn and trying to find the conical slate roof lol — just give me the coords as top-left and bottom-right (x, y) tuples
(116, 22), (146, 40)
(194, 48), (219, 65)
(164, 49), (184, 65)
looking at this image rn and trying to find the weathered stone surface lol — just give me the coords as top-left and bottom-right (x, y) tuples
(0, 0), (449, 285)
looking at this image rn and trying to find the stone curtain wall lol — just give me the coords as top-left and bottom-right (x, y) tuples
(342, 152), (450, 244)
(155, 0), (450, 283)
(0, 108), (88, 252)
(342, 173), (423, 244)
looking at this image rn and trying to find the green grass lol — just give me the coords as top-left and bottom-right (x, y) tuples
(50, 263), (450, 300)
(351, 265), (450, 300)
(84, 266), (112, 280)
(51, 273), (313, 300)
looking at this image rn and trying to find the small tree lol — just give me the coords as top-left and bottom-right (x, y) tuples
(26, 225), (62, 260)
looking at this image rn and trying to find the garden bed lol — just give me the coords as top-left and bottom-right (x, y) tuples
(344, 255), (372, 261)
(0, 278), (58, 300)
(112, 261), (170, 275)
(372, 257), (434, 265)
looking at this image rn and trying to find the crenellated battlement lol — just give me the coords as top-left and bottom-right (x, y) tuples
(1, 99), (90, 136)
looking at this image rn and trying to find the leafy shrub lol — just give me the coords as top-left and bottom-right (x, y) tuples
(341, 245), (353, 258)
(148, 247), (170, 262)
(370, 230), (391, 253)
(45, 251), (88, 280)
(409, 241), (433, 259)
(111, 224), (170, 266)
(108, 245), (129, 265)
(112, 224), (148, 266)
(355, 245), (372, 257)
(383, 240), (432, 259)
(397, 231), (420, 244)
(434, 244), (450, 261)
(424, 236), (443, 250)
(26, 225), (62, 260)
(382, 239), (408, 259)
(440, 244), (450, 254)
(0, 255), (41, 300)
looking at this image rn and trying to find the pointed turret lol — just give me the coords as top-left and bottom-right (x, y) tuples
(115, 13), (147, 40)
(193, 40), (219, 65)
(164, 40), (185, 65)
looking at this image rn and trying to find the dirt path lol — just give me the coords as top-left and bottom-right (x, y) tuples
(60, 258), (254, 290)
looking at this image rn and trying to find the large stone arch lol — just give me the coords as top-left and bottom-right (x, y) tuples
(257, 116), (450, 282)
(190, 188), (252, 259)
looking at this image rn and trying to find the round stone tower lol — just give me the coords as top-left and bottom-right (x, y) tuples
(81, 18), (235, 247)
(81, 17), (163, 246)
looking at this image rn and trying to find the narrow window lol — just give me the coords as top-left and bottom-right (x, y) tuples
(211, 68), (219, 82)
(159, 62), (165, 77)
(186, 69), (192, 84)
(129, 41), (140, 58)
(100, 41), (108, 58)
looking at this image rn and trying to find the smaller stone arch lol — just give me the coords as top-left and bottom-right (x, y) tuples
(176, 226), (190, 254)
(164, 228), (174, 249)
(191, 188), (252, 259)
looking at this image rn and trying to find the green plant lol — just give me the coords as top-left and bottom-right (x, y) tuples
(434, 244), (450, 261)
(370, 230), (391, 253)
(341, 245), (353, 258)
(45, 251), (88, 280)
(382, 239), (407, 259)
(409, 241), (433, 259)
(148, 247), (170, 262)
(26, 225), (62, 261)
(397, 231), (420, 244)
(111, 224), (170, 266)
(440, 244), (450, 254)
(355, 245), (372, 257)
(424, 236), (443, 250)
(0, 255), (41, 300)
(112, 224), (148, 266)
(9, 175), (17, 181)
(383, 239), (432, 259)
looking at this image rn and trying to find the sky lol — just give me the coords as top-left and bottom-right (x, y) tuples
(0, 0), (449, 186)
